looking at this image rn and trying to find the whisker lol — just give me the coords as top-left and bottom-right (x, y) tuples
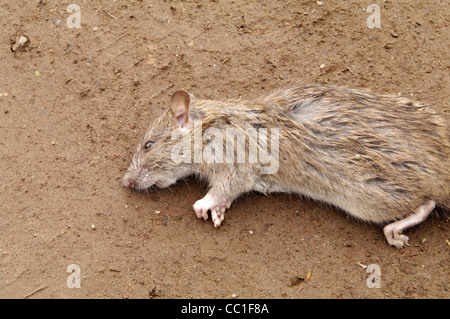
(154, 174), (176, 183)
(149, 185), (160, 194)
(182, 178), (191, 189)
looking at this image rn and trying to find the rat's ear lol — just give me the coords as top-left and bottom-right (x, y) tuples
(170, 90), (193, 130)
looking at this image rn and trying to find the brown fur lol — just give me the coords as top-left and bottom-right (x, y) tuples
(122, 84), (449, 224)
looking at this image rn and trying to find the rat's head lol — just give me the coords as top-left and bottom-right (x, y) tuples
(122, 90), (195, 191)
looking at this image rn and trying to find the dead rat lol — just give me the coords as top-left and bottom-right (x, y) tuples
(122, 84), (449, 248)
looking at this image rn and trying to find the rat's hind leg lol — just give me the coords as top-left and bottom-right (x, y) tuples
(383, 200), (436, 249)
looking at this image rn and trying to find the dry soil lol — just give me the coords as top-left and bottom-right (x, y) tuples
(0, 0), (449, 299)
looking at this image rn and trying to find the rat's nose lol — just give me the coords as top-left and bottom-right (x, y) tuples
(121, 173), (135, 188)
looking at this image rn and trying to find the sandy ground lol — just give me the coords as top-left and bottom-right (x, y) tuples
(0, 0), (449, 299)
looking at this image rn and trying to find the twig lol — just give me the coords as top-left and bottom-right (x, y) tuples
(24, 285), (48, 299)
(115, 58), (146, 79)
(103, 10), (118, 20)
(346, 66), (356, 76)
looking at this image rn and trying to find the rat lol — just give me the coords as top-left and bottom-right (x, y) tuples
(122, 84), (449, 248)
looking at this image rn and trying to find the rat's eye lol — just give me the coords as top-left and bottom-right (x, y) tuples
(144, 140), (154, 150)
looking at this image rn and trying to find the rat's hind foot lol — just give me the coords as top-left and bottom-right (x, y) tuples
(383, 200), (436, 248)
(383, 225), (410, 249)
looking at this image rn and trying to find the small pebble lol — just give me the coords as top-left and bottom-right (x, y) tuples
(52, 17), (61, 26)
(91, 224), (96, 230)
(11, 35), (29, 52)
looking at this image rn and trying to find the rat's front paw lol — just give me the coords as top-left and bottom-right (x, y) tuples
(193, 195), (213, 221)
(193, 194), (232, 227)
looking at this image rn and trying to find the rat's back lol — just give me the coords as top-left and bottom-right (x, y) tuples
(260, 84), (449, 223)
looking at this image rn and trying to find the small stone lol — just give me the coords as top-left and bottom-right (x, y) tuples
(11, 35), (30, 52)
(37, 0), (47, 8)
(52, 17), (62, 26)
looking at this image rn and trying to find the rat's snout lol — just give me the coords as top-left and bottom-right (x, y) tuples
(125, 180), (135, 188)
(121, 172), (136, 189)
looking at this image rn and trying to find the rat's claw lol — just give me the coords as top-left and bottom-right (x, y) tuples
(193, 201), (206, 220)
(211, 207), (226, 227)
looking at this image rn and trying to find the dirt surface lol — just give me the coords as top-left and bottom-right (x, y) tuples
(0, 0), (449, 299)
